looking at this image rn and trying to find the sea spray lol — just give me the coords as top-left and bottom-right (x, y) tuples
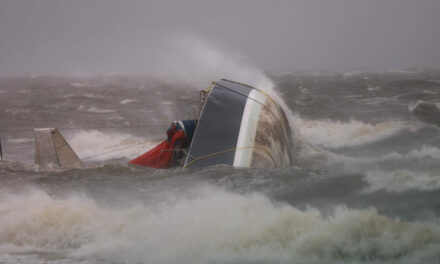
(146, 33), (273, 90)
(149, 33), (306, 158)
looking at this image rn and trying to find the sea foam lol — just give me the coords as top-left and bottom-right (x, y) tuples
(365, 169), (440, 192)
(0, 187), (439, 264)
(298, 119), (419, 148)
(381, 145), (440, 161)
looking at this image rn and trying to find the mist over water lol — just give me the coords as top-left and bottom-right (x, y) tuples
(1, 36), (440, 263)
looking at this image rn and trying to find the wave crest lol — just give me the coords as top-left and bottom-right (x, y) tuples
(365, 170), (440, 192)
(299, 119), (419, 148)
(0, 188), (439, 263)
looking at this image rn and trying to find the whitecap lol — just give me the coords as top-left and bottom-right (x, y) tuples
(298, 119), (418, 149)
(5, 108), (30, 114)
(423, 90), (437, 95)
(409, 100), (440, 113)
(86, 107), (116, 113)
(366, 86), (381, 91)
(70, 82), (89, 87)
(365, 169), (440, 192)
(382, 145), (440, 161)
(120, 99), (137, 104)
(64, 93), (103, 99)
(0, 187), (439, 263)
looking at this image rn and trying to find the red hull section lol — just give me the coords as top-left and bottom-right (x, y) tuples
(129, 141), (173, 169)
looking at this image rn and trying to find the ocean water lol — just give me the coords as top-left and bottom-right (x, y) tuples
(1, 70), (440, 264)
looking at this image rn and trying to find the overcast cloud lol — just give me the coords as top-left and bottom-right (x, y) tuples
(0, 0), (439, 76)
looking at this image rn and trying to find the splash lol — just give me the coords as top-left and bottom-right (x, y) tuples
(149, 33), (273, 91)
(151, 33), (304, 149)
(0, 187), (439, 264)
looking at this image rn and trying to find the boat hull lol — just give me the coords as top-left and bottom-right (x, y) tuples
(184, 79), (293, 168)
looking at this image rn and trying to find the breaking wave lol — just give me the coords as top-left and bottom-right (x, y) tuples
(120, 99), (137, 104)
(409, 100), (440, 125)
(0, 187), (439, 264)
(298, 119), (420, 148)
(86, 107), (117, 114)
(409, 100), (440, 114)
(365, 170), (440, 192)
(381, 145), (440, 161)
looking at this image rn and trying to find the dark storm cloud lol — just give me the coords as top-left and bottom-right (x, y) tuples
(0, 0), (439, 76)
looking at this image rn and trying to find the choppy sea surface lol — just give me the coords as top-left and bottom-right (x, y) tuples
(1, 70), (440, 264)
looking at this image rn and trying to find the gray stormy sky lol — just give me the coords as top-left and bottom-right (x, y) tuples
(0, 0), (439, 76)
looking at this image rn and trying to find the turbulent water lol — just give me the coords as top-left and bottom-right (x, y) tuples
(1, 70), (440, 264)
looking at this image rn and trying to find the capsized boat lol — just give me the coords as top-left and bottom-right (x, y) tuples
(32, 79), (294, 169)
(130, 79), (294, 169)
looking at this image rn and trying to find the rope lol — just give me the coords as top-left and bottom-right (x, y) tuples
(184, 145), (276, 168)
(214, 79), (292, 149)
(182, 81), (289, 168)
(0, 124), (170, 132)
(254, 88), (284, 122)
(216, 79), (286, 125)
(81, 141), (155, 161)
(213, 81), (284, 127)
(1, 81), (289, 166)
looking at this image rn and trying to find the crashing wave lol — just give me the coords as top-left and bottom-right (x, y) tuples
(409, 100), (440, 125)
(0, 187), (439, 263)
(298, 119), (419, 149)
(365, 169), (440, 192)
